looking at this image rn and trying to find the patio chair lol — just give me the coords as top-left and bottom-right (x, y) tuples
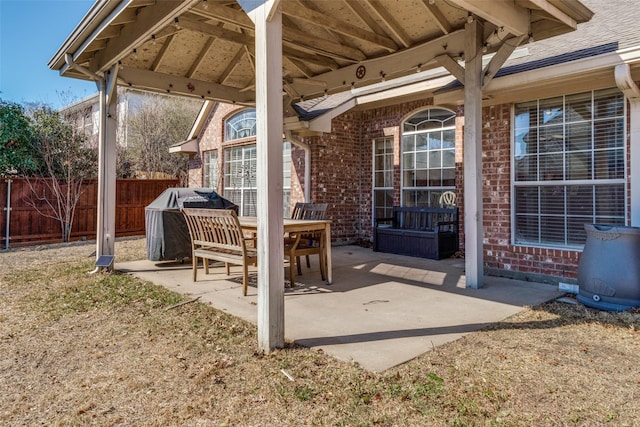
(287, 202), (328, 282)
(284, 225), (326, 286)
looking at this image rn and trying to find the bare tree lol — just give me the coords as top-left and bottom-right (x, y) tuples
(25, 106), (97, 242)
(126, 94), (201, 179)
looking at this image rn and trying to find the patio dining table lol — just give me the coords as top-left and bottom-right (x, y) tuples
(238, 217), (332, 284)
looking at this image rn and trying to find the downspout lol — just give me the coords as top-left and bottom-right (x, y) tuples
(4, 179), (11, 249)
(285, 130), (311, 202)
(614, 63), (640, 226)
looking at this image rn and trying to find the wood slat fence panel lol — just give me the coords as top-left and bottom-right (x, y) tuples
(1, 178), (178, 247)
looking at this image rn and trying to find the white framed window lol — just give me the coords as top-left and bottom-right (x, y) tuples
(401, 108), (456, 207)
(224, 145), (257, 216)
(202, 150), (218, 189)
(372, 137), (394, 221)
(223, 142), (291, 217)
(225, 109), (256, 141)
(512, 88), (626, 248)
(282, 141), (292, 218)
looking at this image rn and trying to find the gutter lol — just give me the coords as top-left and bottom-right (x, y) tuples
(48, 0), (115, 71)
(435, 47), (640, 104)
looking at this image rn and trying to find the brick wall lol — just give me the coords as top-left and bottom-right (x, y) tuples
(479, 104), (582, 282)
(297, 111), (366, 244)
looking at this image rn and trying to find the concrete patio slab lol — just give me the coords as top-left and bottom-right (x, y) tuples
(117, 246), (563, 372)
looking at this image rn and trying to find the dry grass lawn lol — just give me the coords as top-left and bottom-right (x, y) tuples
(1, 238), (639, 426)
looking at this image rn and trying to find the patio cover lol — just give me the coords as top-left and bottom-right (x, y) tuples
(49, 0), (593, 351)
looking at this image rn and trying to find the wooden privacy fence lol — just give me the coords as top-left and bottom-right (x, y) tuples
(1, 178), (178, 248)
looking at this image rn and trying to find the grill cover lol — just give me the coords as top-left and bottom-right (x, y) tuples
(145, 188), (238, 261)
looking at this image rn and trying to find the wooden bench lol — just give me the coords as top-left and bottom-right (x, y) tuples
(373, 206), (459, 260)
(182, 208), (257, 296)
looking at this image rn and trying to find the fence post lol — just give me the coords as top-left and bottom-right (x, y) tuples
(4, 179), (12, 249)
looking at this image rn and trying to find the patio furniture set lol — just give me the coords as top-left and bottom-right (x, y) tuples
(182, 203), (330, 295)
(179, 193), (459, 294)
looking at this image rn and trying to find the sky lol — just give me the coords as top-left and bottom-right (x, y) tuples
(1, 0), (97, 109)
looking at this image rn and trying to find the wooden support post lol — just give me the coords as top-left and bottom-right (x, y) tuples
(242, 0), (285, 351)
(96, 65), (118, 259)
(463, 17), (484, 289)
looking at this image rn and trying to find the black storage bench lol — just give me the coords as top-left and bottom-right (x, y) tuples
(373, 206), (459, 260)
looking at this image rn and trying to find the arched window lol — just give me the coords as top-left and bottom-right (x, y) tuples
(225, 109), (256, 141)
(401, 108), (456, 207)
(221, 107), (291, 216)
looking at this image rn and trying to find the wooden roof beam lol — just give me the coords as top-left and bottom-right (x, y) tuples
(192, 2), (365, 61)
(150, 34), (175, 72)
(179, 17), (253, 44)
(343, 0), (388, 37)
(282, 46), (340, 69)
(218, 46), (246, 85)
(525, 0), (577, 30)
(118, 66), (255, 104)
(94, 26), (121, 40)
(366, 0), (412, 48)
(111, 8), (137, 26)
(90, 0), (200, 73)
(450, 0), (530, 36)
(435, 54), (465, 84)
(292, 0), (366, 62)
(190, 2), (254, 31)
(282, 2), (398, 52)
(421, 0), (453, 35)
(289, 30), (466, 98)
(187, 36), (215, 79)
(282, 26), (365, 62)
(285, 57), (314, 79)
(180, 16), (342, 69)
(482, 34), (527, 88)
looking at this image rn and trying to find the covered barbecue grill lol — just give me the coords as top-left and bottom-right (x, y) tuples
(145, 188), (238, 261)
